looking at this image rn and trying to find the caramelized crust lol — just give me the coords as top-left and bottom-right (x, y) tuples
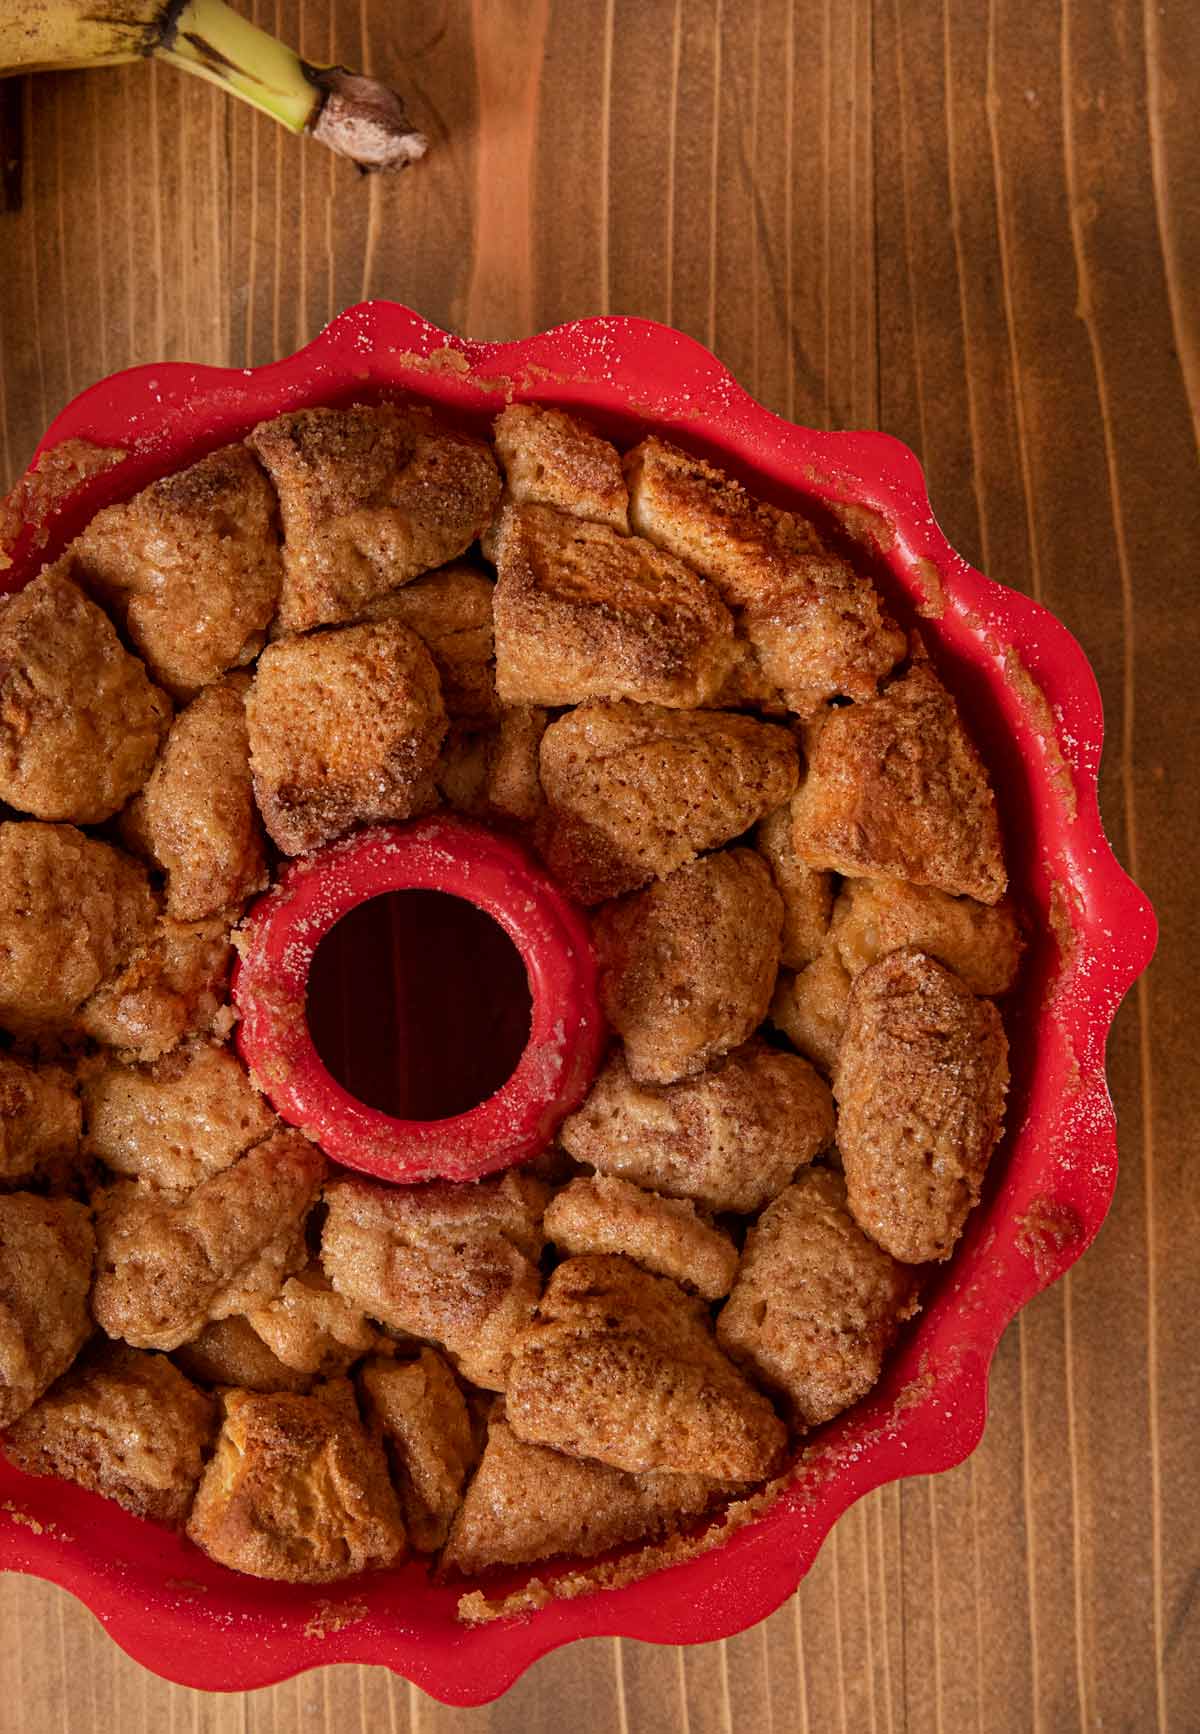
(91, 1130), (325, 1351)
(559, 1039), (833, 1215)
(506, 1255), (786, 1479)
(717, 1169), (919, 1426)
(0, 1193), (94, 1428)
(4, 1342), (215, 1527)
(537, 701), (799, 905)
(0, 823), (157, 1040)
(247, 403), (500, 633)
(755, 800), (833, 968)
(60, 444), (283, 698)
(625, 436), (904, 712)
(490, 403), (630, 533)
(82, 1042), (275, 1192)
(791, 661), (1007, 903)
(437, 707), (547, 827)
(171, 1314), (312, 1395)
(360, 1349), (478, 1552)
(0, 570), (170, 823)
(122, 675), (266, 920)
(362, 561), (498, 722)
(246, 620), (447, 855)
(491, 504), (735, 708)
(831, 877), (1024, 996)
(835, 951), (1009, 1262)
(246, 1263), (381, 1376)
(768, 947), (852, 1076)
(76, 916), (233, 1061)
(544, 1175), (738, 1300)
(594, 850), (783, 1084)
(0, 1056), (81, 1187)
(440, 1415), (723, 1577)
(187, 1379), (406, 1582)
(321, 1173), (547, 1391)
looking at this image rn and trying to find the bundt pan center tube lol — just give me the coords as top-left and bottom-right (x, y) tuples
(0, 303), (1156, 1703)
(232, 815), (604, 1184)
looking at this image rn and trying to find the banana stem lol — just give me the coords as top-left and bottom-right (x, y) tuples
(157, 0), (427, 170)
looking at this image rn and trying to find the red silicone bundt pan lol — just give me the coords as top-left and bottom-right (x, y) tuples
(0, 305), (1156, 1703)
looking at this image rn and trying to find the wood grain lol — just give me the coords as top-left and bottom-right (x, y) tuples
(0, 2), (1195, 1728)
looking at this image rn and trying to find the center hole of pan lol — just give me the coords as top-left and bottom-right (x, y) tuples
(305, 889), (534, 1121)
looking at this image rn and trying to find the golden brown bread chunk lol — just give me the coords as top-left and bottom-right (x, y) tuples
(359, 1349), (478, 1552)
(322, 1172), (547, 1391)
(830, 877), (1023, 996)
(537, 702), (799, 905)
(835, 951), (1010, 1262)
(187, 1379), (406, 1582)
(491, 504), (735, 708)
(91, 1130), (325, 1351)
(0, 570), (170, 823)
(716, 1169), (919, 1427)
(3, 1342), (215, 1528)
(246, 621), (447, 855)
(0, 1056), (80, 1187)
(246, 1264), (381, 1377)
(0, 823), (157, 1040)
(81, 1042), (275, 1192)
(59, 444), (283, 698)
(544, 1175), (738, 1300)
(121, 676), (267, 920)
(171, 1314), (312, 1394)
(437, 707), (547, 827)
(76, 916), (233, 1061)
(0, 1193), (94, 1428)
(490, 403), (630, 533)
(594, 850), (783, 1084)
(506, 1255), (786, 1479)
(769, 947), (852, 1076)
(624, 436), (904, 713)
(559, 1039), (833, 1215)
(755, 801), (833, 968)
(440, 1414), (725, 1577)
(791, 662), (1007, 903)
(362, 561), (498, 722)
(247, 403), (500, 634)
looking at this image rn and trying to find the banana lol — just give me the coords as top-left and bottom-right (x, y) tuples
(1, 0), (427, 170)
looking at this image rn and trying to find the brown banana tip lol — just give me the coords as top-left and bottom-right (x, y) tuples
(310, 68), (428, 171)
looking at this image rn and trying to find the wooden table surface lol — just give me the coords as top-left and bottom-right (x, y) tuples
(0, 3), (1195, 1729)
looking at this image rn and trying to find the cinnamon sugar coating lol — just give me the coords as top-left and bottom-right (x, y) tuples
(625, 435), (904, 713)
(91, 1130), (325, 1351)
(247, 403), (499, 633)
(835, 950), (1009, 1262)
(0, 1193), (94, 1429)
(490, 402), (629, 533)
(440, 1414), (723, 1577)
(4, 1342), (215, 1528)
(0, 569), (170, 823)
(791, 661), (1007, 903)
(187, 1379), (406, 1582)
(321, 1172), (547, 1391)
(544, 1174), (738, 1300)
(59, 443), (283, 698)
(246, 620), (447, 855)
(717, 1168), (919, 1426)
(537, 701), (798, 905)
(491, 504), (736, 708)
(122, 675), (267, 920)
(594, 850), (783, 1083)
(0, 823), (157, 1040)
(559, 1038), (833, 1215)
(360, 1349), (478, 1552)
(506, 1254), (786, 1480)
